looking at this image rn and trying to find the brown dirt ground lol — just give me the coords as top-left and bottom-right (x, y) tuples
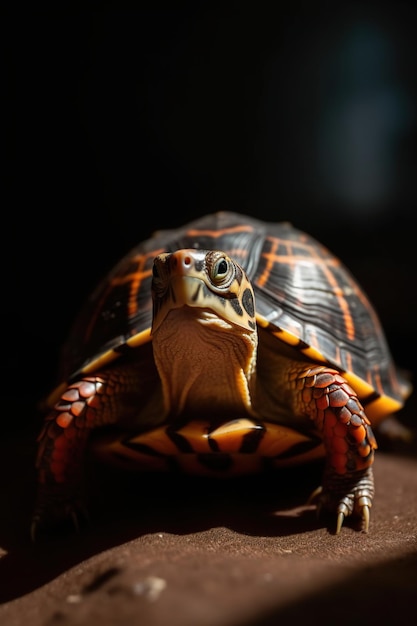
(1, 417), (417, 626)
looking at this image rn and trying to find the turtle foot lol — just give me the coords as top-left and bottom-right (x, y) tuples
(308, 466), (374, 534)
(31, 487), (90, 541)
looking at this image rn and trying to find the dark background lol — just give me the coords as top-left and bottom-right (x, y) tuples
(4, 3), (417, 434)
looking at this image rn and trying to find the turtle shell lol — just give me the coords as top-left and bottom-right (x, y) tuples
(50, 211), (410, 423)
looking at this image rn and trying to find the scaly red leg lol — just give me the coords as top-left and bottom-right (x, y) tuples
(32, 366), (147, 538)
(291, 365), (378, 533)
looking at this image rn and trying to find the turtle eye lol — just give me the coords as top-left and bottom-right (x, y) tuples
(208, 253), (235, 287)
(214, 258), (228, 278)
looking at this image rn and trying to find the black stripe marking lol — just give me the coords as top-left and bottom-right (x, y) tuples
(208, 436), (220, 452)
(242, 288), (255, 318)
(192, 282), (202, 302)
(166, 425), (195, 453)
(114, 343), (134, 356)
(230, 297), (244, 317)
(122, 440), (165, 457)
(170, 284), (177, 304)
(240, 423), (265, 453)
(360, 390), (380, 406)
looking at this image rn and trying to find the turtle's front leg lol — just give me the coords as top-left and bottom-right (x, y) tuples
(292, 365), (378, 533)
(32, 367), (142, 538)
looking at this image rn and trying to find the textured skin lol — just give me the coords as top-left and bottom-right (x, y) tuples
(34, 374), (119, 528)
(292, 366), (377, 531)
(291, 366), (377, 474)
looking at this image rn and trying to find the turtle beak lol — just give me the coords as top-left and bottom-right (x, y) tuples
(151, 250), (208, 334)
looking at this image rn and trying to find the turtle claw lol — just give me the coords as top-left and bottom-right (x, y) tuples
(307, 485), (323, 506)
(31, 487), (90, 541)
(361, 503), (370, 533)
(335, 511), (345, 535)
(30, 518), (40, 543)
(31, 505), (90, 541)
(334, 499), (370, 534)
(69, 504), (91, 533)
(70, 510), (81, 534)
(308, 467), (374, 534)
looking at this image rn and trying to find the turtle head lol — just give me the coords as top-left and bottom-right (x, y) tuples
(151, 249), (257, 335)
(150, 249), (258, 417)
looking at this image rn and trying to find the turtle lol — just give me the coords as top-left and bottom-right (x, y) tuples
(32, 211), (411, 537)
